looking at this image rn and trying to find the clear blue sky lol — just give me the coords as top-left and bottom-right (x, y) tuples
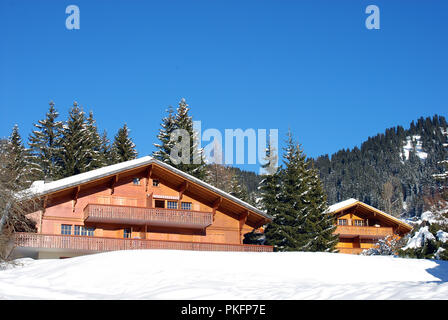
(1, 0), (447, 172)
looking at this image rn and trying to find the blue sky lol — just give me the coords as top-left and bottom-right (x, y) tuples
(1, 0), (447, 172)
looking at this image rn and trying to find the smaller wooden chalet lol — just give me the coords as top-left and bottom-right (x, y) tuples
(327, 199), (413, 254)
(12, 156), (273, 259)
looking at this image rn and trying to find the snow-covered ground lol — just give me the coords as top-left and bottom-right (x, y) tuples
(1, 250), (448, 299)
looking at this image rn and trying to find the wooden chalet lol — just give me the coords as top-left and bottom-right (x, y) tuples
(12, 156), (273, 259)
(328, 199), (413, 254)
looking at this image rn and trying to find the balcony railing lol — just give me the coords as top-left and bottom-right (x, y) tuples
(14, 233), (273, 253)
(334, 225), (394, 239)
(84, 204), (213, 229)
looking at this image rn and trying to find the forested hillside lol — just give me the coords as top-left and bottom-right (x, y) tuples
(313, 115), (448, 218)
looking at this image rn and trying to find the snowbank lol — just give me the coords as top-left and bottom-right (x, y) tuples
(0, 250), (447, 299)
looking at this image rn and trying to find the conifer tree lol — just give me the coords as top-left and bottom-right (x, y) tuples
(99, 130), (113, 165)
(28, 101), (63, 181)
(229, 173), (249, 202)
(5, 125), (33, 188)
(264, 131), (338, 252)
(257, 141), (281, 214)
(153, 106), (176, 164)
(57, 102), (91, 177)
(84, 111), (106, 170)
(301, 163), (338, 252)
(110, 124), (138, 163)
(153, 98), (206, 180)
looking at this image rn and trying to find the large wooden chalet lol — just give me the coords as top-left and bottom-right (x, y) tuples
(328, 199), (413, 254)
(12, 157), (273, 259)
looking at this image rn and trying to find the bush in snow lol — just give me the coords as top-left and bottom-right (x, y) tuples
(398, 221), (448, 260)
(361, 236), (404, 256)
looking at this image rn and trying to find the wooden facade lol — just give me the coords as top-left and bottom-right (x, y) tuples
(328, 199), (412, 254)
(12, 157), (273, 259)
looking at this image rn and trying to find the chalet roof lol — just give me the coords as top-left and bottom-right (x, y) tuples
(326, 198), (412, 231)
(23, 156), (272, 222)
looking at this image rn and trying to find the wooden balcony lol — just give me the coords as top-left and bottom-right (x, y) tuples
(83, 204), (213, 229)
(334, 225), (394, 239)
(14, 233), (273, 253)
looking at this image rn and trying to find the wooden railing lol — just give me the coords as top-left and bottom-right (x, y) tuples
(14, 233), (273, 253)
(334, 225), (394, 238)
(84, 204), (213, 229)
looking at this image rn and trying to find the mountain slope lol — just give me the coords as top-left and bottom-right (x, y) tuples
(313, 115), (448, 218)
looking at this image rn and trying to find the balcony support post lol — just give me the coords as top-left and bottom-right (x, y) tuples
(178, 181), (189, 208)
(72, 186), (81, 212)
(145, 165), (153, 192)
(110, 175), (119, 195)
(239, 211), (248, 244)
(212, 197), (222, 221)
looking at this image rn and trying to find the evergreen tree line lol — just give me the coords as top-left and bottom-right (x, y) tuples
(313, 115), (448, 218)
(4, 101), (138, 186)
(152, 99), (257, 205)
(153, 100), (337, 252)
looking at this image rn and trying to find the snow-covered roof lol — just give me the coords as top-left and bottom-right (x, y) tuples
(326, 198), (412, 231)
(326, 198), (359, 213)
(22, 156), (272, 221)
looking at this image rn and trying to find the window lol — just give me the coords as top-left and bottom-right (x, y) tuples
(152, 179), (159, 187)
(124, 228), (131, 239)
(167, 201), (178, 209)
(61, 224), (72, 235)
(337, 219), (348, 226)
(133, 178), (140, 185)
(87, 227), (95, 236)
(354, 220), (364, 226)
(74, 226), (95, 236)
(181, 202), (192, 210)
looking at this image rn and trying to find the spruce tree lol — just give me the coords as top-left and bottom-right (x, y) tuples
(229, 173), (250, 202)
(84, 111), (106, 170)
(153, 98), (206, 180)
(5, 125), (34, 188)
(57, 102), (91, 177)
(301, 163), (338, 252)
(28, 101), (63, 181)
(99, 130), (113, 165)
(110, 124), (138, 163)
(257, 141), (281, 214)
(265, 131), (338, 252)
(153, 106), (176, 164)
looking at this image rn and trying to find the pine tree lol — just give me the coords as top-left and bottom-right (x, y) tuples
(153, 98), (206, 180)
(264, 132), (307, 251)
(303, 164), (338, 252)
(84, 111), (106, 170)
(229, 173), (249, 202)
(265, 131), (338, 252)
(57, 102), (91, 177)
(99, 130), (113, 165)
(110, 124), (138, 164)
(153, 106), (176, 164)
(5, 125), (34, 188)
(28, 101), (63, 181)
(257, 141), (281, 213)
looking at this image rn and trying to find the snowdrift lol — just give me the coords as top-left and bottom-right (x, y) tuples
(1, 250), (448, 299)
